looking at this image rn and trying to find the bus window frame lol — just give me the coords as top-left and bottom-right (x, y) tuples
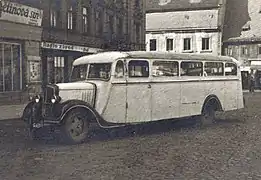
(180, 60), (204, 77)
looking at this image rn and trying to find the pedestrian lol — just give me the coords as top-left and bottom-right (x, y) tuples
(249, 72), (255, 93)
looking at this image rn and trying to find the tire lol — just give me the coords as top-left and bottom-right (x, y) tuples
(63, 109), (90, 144)
(198, 103), (216, 127)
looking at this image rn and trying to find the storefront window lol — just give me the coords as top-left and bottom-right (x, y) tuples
(47, 56), (65, 84)
(54, 57), (65, 83)
(0, 43), (21, 92)
(12, 45), (21, 91)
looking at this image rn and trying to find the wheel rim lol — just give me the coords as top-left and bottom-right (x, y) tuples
(68, 116), (85, 138)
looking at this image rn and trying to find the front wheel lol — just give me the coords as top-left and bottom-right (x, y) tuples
(63, 109), (90, 144)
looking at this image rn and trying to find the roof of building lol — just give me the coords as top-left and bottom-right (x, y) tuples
(146, 0), (221, 13)
(223, 0), (261, 43)
(146, 9), (219, 31)
(73, 51), (236, 66)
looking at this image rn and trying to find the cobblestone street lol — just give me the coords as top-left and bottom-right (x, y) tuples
(0, 92), (260, 180)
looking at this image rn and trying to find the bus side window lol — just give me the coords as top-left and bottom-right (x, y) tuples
(180, 61), (203, 76)
(115, 60), (124, 78)
(204, 62), (224, 76)
(152, 61), (178, 77)
(225, 63), (237, 76)
(128, 60), (149, 78)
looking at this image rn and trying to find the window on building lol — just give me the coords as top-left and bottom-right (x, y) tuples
(150, 39), (156, 51)
(82, 7), (88, 33)
(50, 9), (57, 27)
(117, 17), (123, 36)
(54, 57), (65, 83)
(202, 38), (210, 50)
(67, 6), (73, 30)
(227, 47), (233, 56)
(204, 62), (224, 76)
(96, 11), (103, 36)
(128, 60), (149, 78)
(135, 22), (140, 44)
(134, 0), (140, 8)
(183, 38), (191, 51)
(109, 15), (114, 36)
(258, 46), (261, 54)
(152, 61), (178, 77)
(241, 46), (248, 55)
(225, 63), (237, 76)
(0, 43), (22, 92)
(181, 61), (203, 76)
(47, 56), (67, 84)
(166, 38), (173, 51)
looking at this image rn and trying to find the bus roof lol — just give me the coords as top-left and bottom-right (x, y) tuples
(73, 51), (237, 66)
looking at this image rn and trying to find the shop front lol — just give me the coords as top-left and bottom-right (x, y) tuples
(41, 42), (103, 85)
(250, 60), (261, 90)
(0, 1), (43, 104)
(240, 66), (251, 90)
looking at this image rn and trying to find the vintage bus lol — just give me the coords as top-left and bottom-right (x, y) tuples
(22, 51), (244, 144)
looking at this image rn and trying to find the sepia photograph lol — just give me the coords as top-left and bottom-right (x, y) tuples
(0, 0), (260, 179)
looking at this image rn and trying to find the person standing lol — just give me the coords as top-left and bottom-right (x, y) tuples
(249, 71), (255, 93)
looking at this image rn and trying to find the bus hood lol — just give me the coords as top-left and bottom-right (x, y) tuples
(56, 82), (94, 90)
(56, 82), (96, 105)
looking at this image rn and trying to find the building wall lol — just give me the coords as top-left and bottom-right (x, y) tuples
(145, 0), (227, 56)
(38, 0), (146, 85)
(0, 1), (43, 104)
(41, 0), (145, 50)
(223, 0), (261, 63)
(146, 31), (222, 55)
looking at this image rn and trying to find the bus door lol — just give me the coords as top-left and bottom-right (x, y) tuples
(126, 59), (151, 123)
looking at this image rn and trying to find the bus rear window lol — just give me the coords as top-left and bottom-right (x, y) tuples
(225, 63), (237, 76)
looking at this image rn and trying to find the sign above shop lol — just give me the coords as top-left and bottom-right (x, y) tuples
(41, 42), (103, 53)
(0, 0), (43, 26)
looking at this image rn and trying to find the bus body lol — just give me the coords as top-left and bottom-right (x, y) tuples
(22, 51), (244, 143)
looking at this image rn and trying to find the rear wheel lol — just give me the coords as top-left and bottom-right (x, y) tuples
(198, 103), (216, 127)
(63, 109), (90, 144)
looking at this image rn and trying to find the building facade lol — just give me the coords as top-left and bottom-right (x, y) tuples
(0, 0), (43, 104)
(223, 0), (261, 90)
(40, 0), (146, 86)
(145, 0), (227, 56)
(0, 0), (146, 104)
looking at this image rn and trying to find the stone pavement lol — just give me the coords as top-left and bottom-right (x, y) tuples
(0, 104), (27, 121)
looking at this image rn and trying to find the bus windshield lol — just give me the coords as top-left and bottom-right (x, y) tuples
(71, 63), (111, 82)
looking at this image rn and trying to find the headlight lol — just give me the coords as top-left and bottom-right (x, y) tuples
(51, 95), (61, 104)
(35, 95), (41, 103)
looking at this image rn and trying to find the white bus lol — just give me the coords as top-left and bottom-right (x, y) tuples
(22, 51), (244, 143)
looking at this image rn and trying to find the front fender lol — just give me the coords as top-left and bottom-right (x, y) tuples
(22, 101), (43, 126)
(58, 100), (126, 128)
(59, 100), (98, 122)
(21, 101), (35, 122)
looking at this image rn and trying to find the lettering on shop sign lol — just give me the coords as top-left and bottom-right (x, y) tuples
(0, 0), (43, 26)
(41, 42), (103, 53)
